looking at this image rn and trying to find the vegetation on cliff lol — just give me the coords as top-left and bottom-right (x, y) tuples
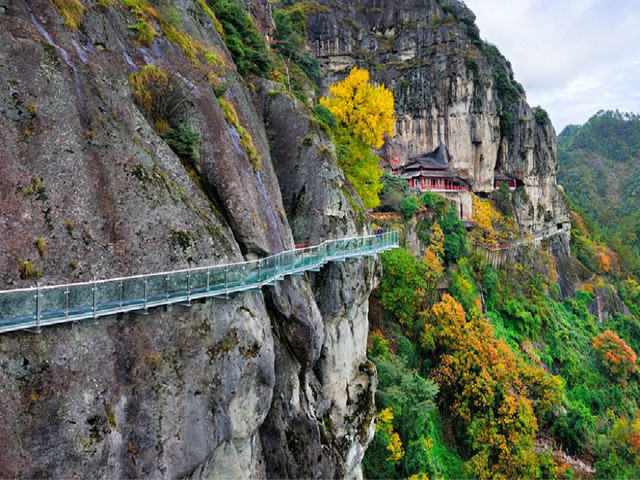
(367, 181), (640, 478)
(320, 66), (396, 208)
(558, 110), (640, 275)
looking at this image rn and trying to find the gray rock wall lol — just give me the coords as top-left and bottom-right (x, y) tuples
(300, 0), (570, 234)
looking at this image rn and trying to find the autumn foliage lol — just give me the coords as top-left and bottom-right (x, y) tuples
(320, 66), (395, 149)
(422, 294), (562, 478)
(593, 330), (637, 381)
(470, 197), (518, 247)
(320, 67), (395, 208)
(376, 408), (405, 464)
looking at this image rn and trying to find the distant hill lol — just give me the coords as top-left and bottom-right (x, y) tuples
(558, 110), (640, 269)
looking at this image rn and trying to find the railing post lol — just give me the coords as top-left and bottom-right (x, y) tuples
(186, 270), (191, 302)
(64, 287), (69, 318)
(92, 281), (97, 319)
(206, 269), (210, 291)
(35, 287), (41, 333)
(119, 281), (123, 308)
(166, 275), (170, 301)
(258, 261), (261, 284)
(224, 266), (229, 295)
(143, 277), (148, 310)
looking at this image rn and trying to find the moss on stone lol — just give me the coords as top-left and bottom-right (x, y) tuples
(218, 97), (262, 171)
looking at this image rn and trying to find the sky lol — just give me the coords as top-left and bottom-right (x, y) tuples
(462, 0), (640, 132)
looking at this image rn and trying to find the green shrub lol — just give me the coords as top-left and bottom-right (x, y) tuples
(400, 196), (420, 218)
(532, 106), (549, 125)
(312, 104), (337, 132)
(378, 248), (428, 328)
(396, 336), (419, 369)
(550, 399), (594, 454)
(162, 124), (200, 168)
(366, 346), (439, 479)
(420, 191), (448, 215)
(449, 262), (479, 313)
(273, 5), (321, 83)
(208, 0), (272, 77)
(500, 299), (541, 340)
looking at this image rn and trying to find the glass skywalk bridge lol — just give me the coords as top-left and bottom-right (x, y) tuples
(0, 231), (398, 334)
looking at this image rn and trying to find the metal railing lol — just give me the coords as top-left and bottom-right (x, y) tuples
(0, 231), (398, 334)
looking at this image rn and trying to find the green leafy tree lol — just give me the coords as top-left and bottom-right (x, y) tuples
(429, 222), (445, 261)
(438, 205), (467, 264)
(379, 172), (410, 212)
(400, 196), (420, 218)
(273, 5), (321, 83)
(379, 248), (428, 328)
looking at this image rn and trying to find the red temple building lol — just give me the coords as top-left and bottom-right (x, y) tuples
(401, 145), (471, 192)
(494, 173), (517, 190)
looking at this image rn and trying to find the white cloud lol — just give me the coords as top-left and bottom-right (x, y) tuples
(462, 0), (640, 130)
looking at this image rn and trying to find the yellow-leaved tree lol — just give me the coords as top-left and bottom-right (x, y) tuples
(470, 197), (518, 247)
(320, 66), (395, 208)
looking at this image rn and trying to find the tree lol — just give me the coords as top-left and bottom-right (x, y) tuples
(379, 172), (410, 212)
(400, 196), (420, 218)
(378, 248), (428, 328)
(429, 222), (445, 261)
(320, 66), (395, 149)
(320, 66), (396, 208)
(422, 294), (562, 478)
(439, 206), (467, 264)
(470, 197), (518, 247)
(593, 330), (637, 383)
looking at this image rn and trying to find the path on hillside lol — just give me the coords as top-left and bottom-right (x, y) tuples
(0, 231), (398, 334)
(479, 224), (568, 252)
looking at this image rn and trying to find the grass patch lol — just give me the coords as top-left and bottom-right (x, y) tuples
(35, 238), (47, 259)
(218, 97), (261, 171)
(18, 259), (42, 280)
(118, 0), (219, 67)
(50, 0), (86, 30)
(128, 19), (156, 46)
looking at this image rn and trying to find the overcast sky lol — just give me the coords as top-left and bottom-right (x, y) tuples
(462, 0), (640, 133)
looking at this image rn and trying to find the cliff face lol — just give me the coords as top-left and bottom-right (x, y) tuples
(0, 0), (375, 477)
(301, 0), (570, 234)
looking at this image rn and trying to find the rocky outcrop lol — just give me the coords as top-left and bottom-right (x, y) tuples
(259, 83), (377, 479)
(299, 0), (570, 235)
(0, 0), (376, 478)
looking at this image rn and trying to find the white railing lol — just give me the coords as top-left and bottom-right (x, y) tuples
(0, 231), (399, 334)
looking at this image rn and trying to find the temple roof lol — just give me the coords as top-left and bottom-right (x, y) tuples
(404, 144), (449, 171)
(495, 173), (516, 181)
